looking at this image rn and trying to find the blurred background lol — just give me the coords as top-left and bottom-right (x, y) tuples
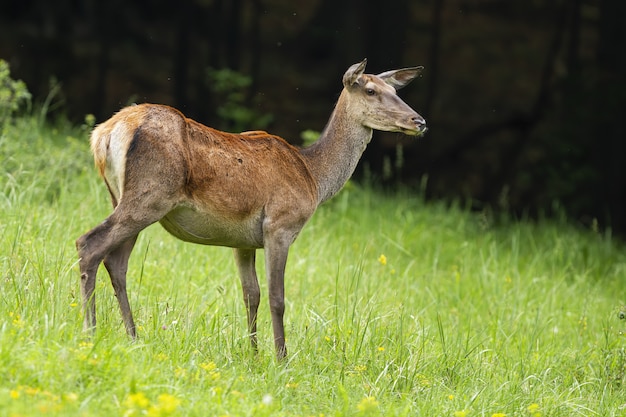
(1, 0), (625, 234)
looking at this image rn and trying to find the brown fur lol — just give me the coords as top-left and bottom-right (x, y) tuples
(76, 60), (427, 360)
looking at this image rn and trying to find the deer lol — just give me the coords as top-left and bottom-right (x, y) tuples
(76, 59), (427, 360)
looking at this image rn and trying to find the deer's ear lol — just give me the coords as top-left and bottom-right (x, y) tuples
(377, 66), (423, 90)
(343, 59), (368, 88)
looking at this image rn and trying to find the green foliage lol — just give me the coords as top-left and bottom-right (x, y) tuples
(1, 114), (625, 416)
(300, 129), (321, 147)
(0, 59), (31, 124)
(206, 68), (273, 132)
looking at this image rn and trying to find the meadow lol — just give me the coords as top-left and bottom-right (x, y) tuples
(1, 115), (625, 416)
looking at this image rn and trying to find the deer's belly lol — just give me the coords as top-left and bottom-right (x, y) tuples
(159, 206), (264, 249)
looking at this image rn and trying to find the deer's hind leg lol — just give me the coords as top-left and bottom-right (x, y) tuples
(104, 235), (139, 338)
(76, 194), (177, 335)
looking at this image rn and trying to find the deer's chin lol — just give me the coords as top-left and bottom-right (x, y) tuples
(400, 126), (427, 137)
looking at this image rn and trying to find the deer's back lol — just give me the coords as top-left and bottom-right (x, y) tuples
(91, 103), (319, 247)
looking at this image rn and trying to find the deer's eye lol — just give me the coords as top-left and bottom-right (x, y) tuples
(365, 88), (376, 96)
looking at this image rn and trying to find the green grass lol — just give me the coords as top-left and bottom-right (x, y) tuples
(1, 115), (625, 416)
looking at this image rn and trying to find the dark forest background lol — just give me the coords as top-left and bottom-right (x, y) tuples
(1, 0), (625, 233)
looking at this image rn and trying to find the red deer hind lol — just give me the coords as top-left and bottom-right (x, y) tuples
(76, 59), (427, 360)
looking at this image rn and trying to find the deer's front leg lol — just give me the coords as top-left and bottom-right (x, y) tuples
(263, 236), (290, 360)
(233, 248), (260, 351)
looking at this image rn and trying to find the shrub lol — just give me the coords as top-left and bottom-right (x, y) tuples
(0, 59), (31, 124)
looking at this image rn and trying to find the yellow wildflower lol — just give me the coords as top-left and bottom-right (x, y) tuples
(174, 367), (187, 378)
(378, 254), (387, 265)
(230, 390), (245, 399)
(416, 373), (431, 387)
(199, 361), (221, 380)
(491, 413), (506, 417)
(199, 361), (217, 372)
(356, 396), (379, 413)
(125, 392), (150, 409)
(454, 410), (468, 417)
(10, 390), (20, 399)
(377, 346), (385, 352)
(78, 341), (94, 349)
(23, 386), (40, 396)
(353, 364), (367, 373)
(9, 312), (23, 328)
(63, 392), (79, 403)
(527, 403), (541, 417)
(154, 393), (181, 415)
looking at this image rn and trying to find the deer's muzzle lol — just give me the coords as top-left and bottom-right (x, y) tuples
(401, 114), (427, 136)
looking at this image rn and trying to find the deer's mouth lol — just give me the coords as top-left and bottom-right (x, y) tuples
(399, 123), (428, 137)
(401, 126), (427, 136)
(398, 114), (427, 136)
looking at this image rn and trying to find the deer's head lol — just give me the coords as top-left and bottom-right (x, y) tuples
(342, 59), (427, 137)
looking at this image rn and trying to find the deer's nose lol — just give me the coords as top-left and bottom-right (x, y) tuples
(411, 115), (426, 128)
(411, 115), (427, 135)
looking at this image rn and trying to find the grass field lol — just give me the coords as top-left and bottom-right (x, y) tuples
(1, 116), (625, 416)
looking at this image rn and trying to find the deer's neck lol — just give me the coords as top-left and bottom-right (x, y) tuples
(301, 91), (373, 204)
